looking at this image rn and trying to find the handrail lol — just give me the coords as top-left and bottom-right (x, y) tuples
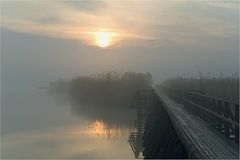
(162, 86), (238, 105)
(160, 86), (239, 144)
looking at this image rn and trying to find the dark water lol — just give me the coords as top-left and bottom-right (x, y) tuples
(1, 90), (135, 159)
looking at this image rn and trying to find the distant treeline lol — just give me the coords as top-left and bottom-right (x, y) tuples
(161, 74), (239, 103)
(49, 71), (153, 107)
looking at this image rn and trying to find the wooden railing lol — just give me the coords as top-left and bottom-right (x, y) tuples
(161, 87), (239, 144)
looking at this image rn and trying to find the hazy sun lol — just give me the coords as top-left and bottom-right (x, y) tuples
(95, 31), (117, 48)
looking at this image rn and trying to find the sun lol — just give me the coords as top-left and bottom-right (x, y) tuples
(95, 31), (116, 48)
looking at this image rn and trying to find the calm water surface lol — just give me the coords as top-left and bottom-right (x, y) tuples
(1, 89), (135, 159)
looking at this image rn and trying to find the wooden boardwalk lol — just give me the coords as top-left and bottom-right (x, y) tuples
(157, 90), (239, 159)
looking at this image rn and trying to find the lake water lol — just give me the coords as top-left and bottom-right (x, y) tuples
(1, 89), (135, 159)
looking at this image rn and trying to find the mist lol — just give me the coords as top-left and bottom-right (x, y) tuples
(1, 1), (239, 159)
(2, 27), (238, 87)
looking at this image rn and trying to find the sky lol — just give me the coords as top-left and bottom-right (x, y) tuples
(1, 0), (239, 84)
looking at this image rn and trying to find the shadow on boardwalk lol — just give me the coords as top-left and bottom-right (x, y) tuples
(128, 89), (188, 159)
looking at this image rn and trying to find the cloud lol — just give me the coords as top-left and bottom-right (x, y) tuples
(204, 0), (239, 9)
(1, 0), (238, 47)
(62, 0), (107, 13)
(36, 16), (64, 24)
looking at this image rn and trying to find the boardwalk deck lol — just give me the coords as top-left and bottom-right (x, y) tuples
(156, 90), (239, 159)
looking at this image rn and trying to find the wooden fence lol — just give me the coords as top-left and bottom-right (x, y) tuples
(161, 87), (239, 144)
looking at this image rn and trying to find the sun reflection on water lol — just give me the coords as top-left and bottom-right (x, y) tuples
(89, 120), (135, 142)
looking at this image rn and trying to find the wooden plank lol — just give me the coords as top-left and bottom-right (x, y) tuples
(176, 100), (239, 158)
(158, 92), (208, 159)
(175, 108), (219, 158)
(176, 108), (230, 159)
(156, 90), (239, 159)
(176, 102), (237, 159)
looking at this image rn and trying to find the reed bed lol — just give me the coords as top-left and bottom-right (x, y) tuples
(161, 73), (239, 103)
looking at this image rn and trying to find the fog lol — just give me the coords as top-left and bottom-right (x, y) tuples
(2, 26), (238, 158)
(2, 28), (238, 86)
(1, 1), (239, 159)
